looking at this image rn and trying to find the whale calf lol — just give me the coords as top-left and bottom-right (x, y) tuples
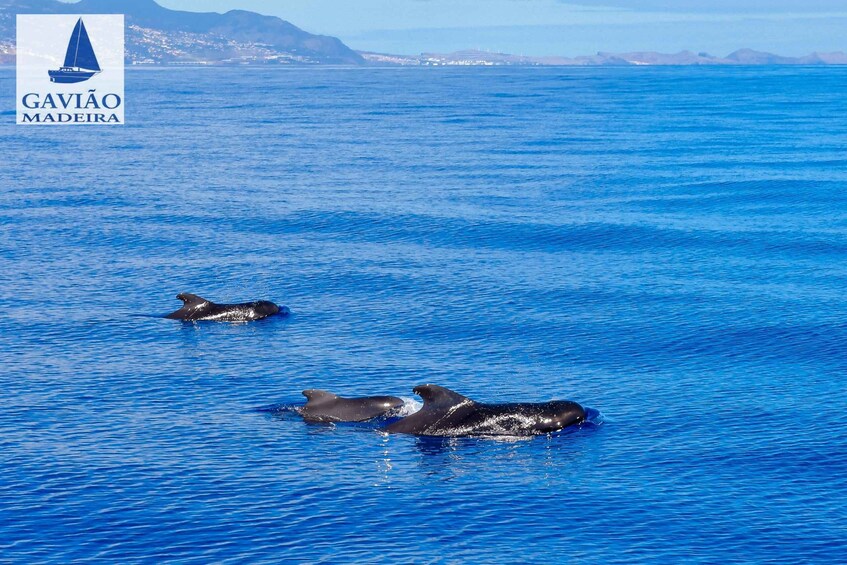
(300, 390), (405, 423)
(165, 293), (287, 322)
(384, 384), (585, 437)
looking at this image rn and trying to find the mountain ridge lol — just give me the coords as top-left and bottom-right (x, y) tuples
(0, 0), (363, 64)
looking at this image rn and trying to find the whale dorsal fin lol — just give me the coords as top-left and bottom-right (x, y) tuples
(413, 384), (472, 408)
(302, 390), (338, 404)
(177, 293), (213, 306)
(383, 384), (476, 434)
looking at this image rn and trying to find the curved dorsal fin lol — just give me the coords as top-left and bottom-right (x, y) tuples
(413, 384), (472, 407)
(177, 293), (212, 306)
(302, 390), (338, 404)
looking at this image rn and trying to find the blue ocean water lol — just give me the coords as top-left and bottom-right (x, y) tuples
(1, 66), (846, 563)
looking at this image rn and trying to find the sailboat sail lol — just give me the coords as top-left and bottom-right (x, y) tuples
(63, 18), (100, 72)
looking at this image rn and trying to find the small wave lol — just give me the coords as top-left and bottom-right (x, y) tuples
(394, 397), (422, 417)
(582, 407), (606, 427)
(252, 402), (299, 414)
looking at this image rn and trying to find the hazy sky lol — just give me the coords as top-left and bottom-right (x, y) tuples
(155, 0), (847, 56)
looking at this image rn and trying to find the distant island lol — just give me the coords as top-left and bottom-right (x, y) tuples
(363, 48), (847, 67)
(1, 0), (846, 67)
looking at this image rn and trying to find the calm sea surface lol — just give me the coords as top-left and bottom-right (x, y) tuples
(1, 66), (846, 563)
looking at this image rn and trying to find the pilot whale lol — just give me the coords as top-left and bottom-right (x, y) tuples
(384, 384), (585, 437)
(300, 390), (405, 423)
(165, 293), (288, 322)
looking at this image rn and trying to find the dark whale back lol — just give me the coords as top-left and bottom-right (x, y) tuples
(465, 400), (586, 435)
(384, 384), (477, 435)
(165, 293), (283, 322)
(385, 384), (585, 437)
(300, 390), (405, 423)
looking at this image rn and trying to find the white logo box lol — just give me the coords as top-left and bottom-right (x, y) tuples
(17, 14), (125, 125)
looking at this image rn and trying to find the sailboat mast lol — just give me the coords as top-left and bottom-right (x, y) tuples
(73, 19), (82, 68)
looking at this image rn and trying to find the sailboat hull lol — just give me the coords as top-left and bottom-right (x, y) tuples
(48, 69), (98, 84)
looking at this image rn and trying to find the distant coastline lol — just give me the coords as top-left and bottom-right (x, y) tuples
(1, 1), (845, 67)
(4, 46), (847, 68)
(358, 48), (847, 67)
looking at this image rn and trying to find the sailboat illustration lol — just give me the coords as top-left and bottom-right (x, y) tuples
(48, 18), (101, 84)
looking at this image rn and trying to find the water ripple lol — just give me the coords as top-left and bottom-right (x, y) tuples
(1, 66), (846, 563)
